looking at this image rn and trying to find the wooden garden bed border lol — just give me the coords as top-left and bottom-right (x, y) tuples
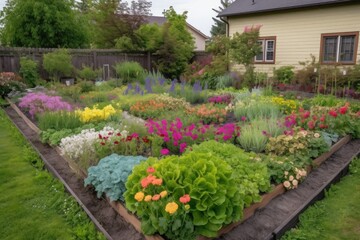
(7, 99), (351, 240)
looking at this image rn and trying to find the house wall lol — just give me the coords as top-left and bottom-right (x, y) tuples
(187, 27), (207, 51)
(228, 4), (360, 75)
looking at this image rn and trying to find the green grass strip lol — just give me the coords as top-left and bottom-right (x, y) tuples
(0, 108), (105, 240)
(282, 158), (360, 240)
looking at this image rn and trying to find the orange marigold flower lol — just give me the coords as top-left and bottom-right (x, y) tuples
(134, 192), (145, 202)
(179, 194), (191, 204)
(147, 167), (155, 173)
(152, 178), (163, 186)
(144, 195), (152, 202)
(141, 178), (151, 188)
(152, 194), (161, 201)
(165, 202), (178, 214)
(160, 191), (168, 198)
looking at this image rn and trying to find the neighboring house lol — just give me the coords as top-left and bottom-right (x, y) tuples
(145, 16), (209, 51)
(218, 0), (360, 74)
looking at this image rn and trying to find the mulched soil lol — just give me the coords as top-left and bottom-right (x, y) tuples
(4, 105), (360, 240)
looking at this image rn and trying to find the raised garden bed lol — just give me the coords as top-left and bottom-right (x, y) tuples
(6, 98), (354, 240)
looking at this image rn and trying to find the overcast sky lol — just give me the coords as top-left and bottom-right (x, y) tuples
(0, 0), (224, 36)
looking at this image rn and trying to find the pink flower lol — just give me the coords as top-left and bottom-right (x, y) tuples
(241, 116), (247, 122)
(180, 142), (187, 153)
(147, 167), (155, 173)
(160, 148), (170, 155)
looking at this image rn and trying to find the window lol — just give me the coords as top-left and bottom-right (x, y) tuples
(321, 32), (359, 64)
(255, 37), (276, 63)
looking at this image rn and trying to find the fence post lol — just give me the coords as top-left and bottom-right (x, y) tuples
(93, 51), (97, 69)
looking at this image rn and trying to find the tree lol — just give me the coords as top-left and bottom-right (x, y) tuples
(0, 0), (90, 48)
(230, 28), (262, 87)
(211, 0), (234, 37)
(155, 7), (195, 79)
(91, 0), (152, 48)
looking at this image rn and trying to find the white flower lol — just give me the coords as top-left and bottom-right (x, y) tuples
(289, 175), (294, 181)
(283, 181), (291, 189)
(292, 180), (298, 186)
(314, 133), (320, 138)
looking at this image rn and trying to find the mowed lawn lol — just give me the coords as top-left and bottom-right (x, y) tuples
(0, 109), (104, 240)
(282, 158), (360, 240)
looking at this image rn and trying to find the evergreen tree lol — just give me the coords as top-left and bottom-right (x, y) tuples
(211, 0), (234, 37)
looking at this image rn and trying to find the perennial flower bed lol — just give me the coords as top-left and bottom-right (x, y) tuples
(12, 82), (360, 240)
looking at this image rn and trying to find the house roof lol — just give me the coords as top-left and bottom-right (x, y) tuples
(218, 0), (356, 17)
(145, 16), (210, 39)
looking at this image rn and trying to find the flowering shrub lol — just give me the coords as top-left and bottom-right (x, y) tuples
(271, 96), (298, 114)
(265, 156), (307, 190)
(130, 99), (167, 119)
(19, 92), (72, 118)
(154, 94), (190, 110)
(266, 129), (329, 165)
(124, 152), (242, 239)
(234, 100), (281, 121)
(59, 126), (118, 169)
(145, 118), (240, 154)
(76, 104), (117, 123)
(188, 104), (227, 124)
(0, 72), (25, 98)
(207, 94), (232, 105)
(285, 103), (360, 138)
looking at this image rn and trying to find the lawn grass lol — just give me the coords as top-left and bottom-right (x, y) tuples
(282, 158), (360, 240)
(0, 108), (105, 240)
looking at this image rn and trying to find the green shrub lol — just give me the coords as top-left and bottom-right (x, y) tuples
(215, 74), (233, 90)
(274, 66), (295, 84)
(85, 154), (147, 201)
(37, 111), (83, 131)
(43, 49), (73, 82)
(77, 65), (101, 81)
(114, 61), (145, 84)
(19, 57), (39, 87)
(124, 152), (242, 239)
(77, 80), (95, 93)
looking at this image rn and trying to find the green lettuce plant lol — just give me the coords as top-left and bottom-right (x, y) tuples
(85, 154), (147, 201)
(124, 152), (242, 239)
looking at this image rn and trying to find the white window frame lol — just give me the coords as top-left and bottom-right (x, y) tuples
(254, 37), (276, 63)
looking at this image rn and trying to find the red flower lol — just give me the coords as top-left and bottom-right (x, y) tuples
(114, 141), (119, 145)
(179, 194), (191, 204)
(98, 134), (103, 139)
(126, 136), (133, 141)
(116, 133), (121, 136)
(319, 124), (328, 129)
(100, 142), (105, 146)
(142, 137), (149, 143)
(147, 167), (155, 173)
(302, 111), (310, 119)
(320, 115), (326, 122)
(339, 106), (348, 115)
(329, 110), (338, 118)
(307, 121), (315, 130)
(108, 132), (113, 135)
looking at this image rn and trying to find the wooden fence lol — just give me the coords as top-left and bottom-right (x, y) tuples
(0, 47), (211, 80)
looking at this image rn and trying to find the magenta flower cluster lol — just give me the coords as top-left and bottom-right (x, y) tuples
(146, 118), (240, 155)
(19, 92), (72, 118)
(208, 95), (232, 104)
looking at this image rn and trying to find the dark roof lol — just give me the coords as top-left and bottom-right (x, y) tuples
(218, 0), (356, 17)
(145, 16), (209, 39)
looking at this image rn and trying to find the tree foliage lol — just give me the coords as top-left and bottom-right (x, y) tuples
(211, 0), (234, 37)
(91, 0), (152, 48)
(0, 0), (90, 48)
(155, 7), (195, 80)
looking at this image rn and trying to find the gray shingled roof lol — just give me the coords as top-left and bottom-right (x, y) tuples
(218, 0), (356, 17)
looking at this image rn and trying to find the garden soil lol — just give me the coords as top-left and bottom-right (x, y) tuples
(4, 105), (360, 240)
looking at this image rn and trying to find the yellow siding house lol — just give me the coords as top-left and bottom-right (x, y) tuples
(218, 0), (360, 74)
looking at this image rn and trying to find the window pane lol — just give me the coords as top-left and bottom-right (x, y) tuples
(340, 35), (355, 62)
(255, 40), (264, 61)
(323, 37), (338, 62)
(266, 40), (274, 61)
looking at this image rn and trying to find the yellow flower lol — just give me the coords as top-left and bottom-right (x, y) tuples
(184, 204), (190, 210)
(144, 195), (152, 202)
(165, 202), (178, 214)
(134, 192), (145, 202)
(160, 191), (168, 198)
